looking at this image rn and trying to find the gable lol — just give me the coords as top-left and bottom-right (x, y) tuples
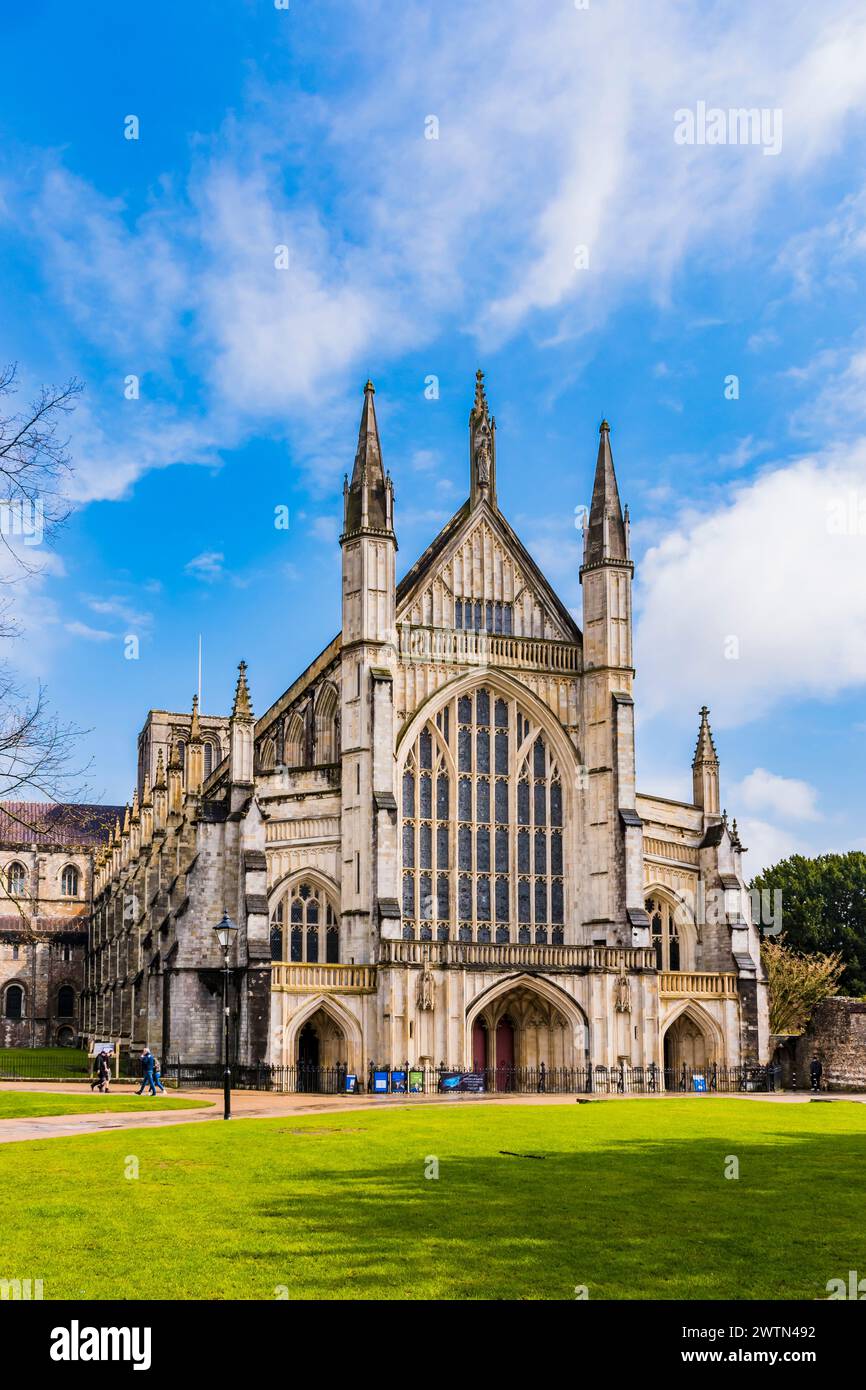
(396, 499), (581, 644)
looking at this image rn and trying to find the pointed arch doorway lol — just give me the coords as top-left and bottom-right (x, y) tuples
(662, 1007), (717, 1088)
(294, 1005), (348, 1092)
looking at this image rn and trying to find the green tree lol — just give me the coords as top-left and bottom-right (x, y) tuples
(760, 937), (843, 1035)
(751, 852), (866, 995)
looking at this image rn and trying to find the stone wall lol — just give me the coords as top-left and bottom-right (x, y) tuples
(794, 998), (866, 1092)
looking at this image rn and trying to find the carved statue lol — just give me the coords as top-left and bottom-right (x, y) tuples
(614, 974), (632, 1014)
(475, 425), (491, 487)
(417, 962), (435, 1011)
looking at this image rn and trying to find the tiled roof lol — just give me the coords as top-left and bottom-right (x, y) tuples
(0, 801), (124, 848)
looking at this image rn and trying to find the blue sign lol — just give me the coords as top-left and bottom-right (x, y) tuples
(438, 1071), (485, 1093)
(373, 1071), (389, 1093)
(692, 1074), (707, 1093)
(345, 1074), (357, 1094)
(390, 1071), (407, 1093)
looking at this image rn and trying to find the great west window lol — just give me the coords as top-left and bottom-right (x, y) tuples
(401, 686), (564, 944)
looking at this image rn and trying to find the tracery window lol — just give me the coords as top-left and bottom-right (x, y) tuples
(647, 896), (680, 971)
(401, 687), (565, 944)
(454, 599), (513, 634)
(270, 882), (340, 964)
(61, 864), (80, 897)
(6, 862), (26, 896)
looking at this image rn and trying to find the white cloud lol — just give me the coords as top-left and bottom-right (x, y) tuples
(635, 440), (866, 725)
(64, 620), (113, 642)
(10, 0), (866, 506)
(185, 551), (225, 582)
(735, 816), (812, 876)
(734, 767), (821, 822)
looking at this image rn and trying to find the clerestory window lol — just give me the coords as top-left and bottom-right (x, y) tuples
(454, 599), (513, 635)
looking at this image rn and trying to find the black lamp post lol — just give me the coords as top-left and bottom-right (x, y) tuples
(213, 911), (238, 1119)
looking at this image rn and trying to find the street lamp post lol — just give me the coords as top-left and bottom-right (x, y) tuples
(213, 911), (238, 1120)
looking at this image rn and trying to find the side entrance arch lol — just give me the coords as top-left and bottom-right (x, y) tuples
(661, 1003), (722, 1085)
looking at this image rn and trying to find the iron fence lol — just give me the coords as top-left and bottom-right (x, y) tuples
(156, 1058), (782, 1095)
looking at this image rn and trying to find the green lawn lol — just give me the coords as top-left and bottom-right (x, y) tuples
(0, 1047), (89, 1077)
(0, 1092), (212, 1119)
(3, 1098), (865, 1300)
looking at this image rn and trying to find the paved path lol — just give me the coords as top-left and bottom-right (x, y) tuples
(0, 1081), (863, 1146)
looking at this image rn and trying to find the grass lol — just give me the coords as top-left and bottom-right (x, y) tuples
(0, 1047), (89, 1077)
(3, 1097), (865, 1300)
(0, 1092), (212, 1119)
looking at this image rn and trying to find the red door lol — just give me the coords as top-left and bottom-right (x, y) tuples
(495, 1016), (515, 1090)
(472, 1020), (488, 1072)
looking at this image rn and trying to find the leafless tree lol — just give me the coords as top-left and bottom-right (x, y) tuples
(0, 363), (81, 575)
(0, 365), (90, 837)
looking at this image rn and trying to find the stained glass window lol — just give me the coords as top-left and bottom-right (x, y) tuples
(400, 687), (565, 943)
(270, 883), (340, 963)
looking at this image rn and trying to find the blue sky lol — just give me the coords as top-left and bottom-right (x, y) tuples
(2, 0), (866, 872)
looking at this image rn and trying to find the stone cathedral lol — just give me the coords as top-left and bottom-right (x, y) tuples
(85, 374), (769, 1080)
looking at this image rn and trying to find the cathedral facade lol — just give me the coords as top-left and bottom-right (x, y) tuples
(84, 375), (769, 1080)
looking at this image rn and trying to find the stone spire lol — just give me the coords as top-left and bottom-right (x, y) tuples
(231, 660), (253, 720)
(229, 660), (255, 802)
(152, 748), (167, 832)
(583, 420), (627, 567)
(692, 706), (720, 815)
(186, 694), (204, 795)
(342, 380), (394, 537)
(469, 369), (497, 509)
(140, 770), (154, 847)
(167, 738), (183, 815)
(189, 693), (201, 743)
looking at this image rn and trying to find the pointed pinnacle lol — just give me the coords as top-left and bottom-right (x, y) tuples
(693, 705), (719, 766)
(189, 693), (202, 742)
(232, 659), (254, 720)
(154, 748), (166, 788)
(584, 417), (626, 565)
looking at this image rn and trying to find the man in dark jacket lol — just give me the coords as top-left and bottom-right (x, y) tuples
(810, 1055), (823, 1092)
(90, 1049), (112, 1093)
(136, 1048), (157, 1096)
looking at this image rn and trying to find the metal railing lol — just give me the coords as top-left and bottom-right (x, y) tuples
(157, 1058), (782, 1095)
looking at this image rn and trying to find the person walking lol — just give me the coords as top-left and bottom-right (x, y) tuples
(810, 1055), (824, 1093)
(136, 1047), (157, 1097)
(90, 1049), (112, 1093)
(152, 1053), (166, 1094)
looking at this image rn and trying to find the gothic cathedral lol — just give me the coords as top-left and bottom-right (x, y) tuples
(85, 374), (769, 1080)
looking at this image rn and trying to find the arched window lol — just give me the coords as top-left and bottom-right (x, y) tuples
(176, 739), (186, 770)
(270, 882), (340, 963)
(400, 687), (565, 944)
(7, 862), (26, 896)
(647, 896), (681, 971)
(4, 984), (24, 1020)
(61, 864), (80, 897)
(285, 712), (305, 768)
(203, 741), (215, 778)
(259, 737), (276, 772)
(57, 986), (75, 1017)
(314, 685), (338, 764)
